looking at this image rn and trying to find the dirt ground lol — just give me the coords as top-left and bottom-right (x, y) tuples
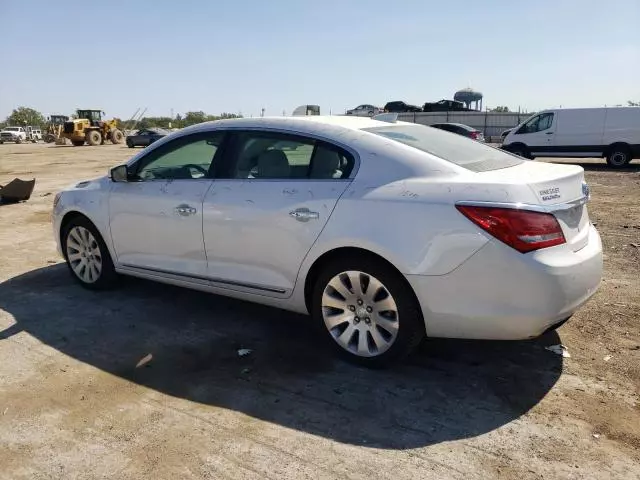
(0, 143), (638, 480)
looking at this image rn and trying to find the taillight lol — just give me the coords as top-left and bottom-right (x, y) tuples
(470, 131), (479, 139)
(456, 205), (566, 253)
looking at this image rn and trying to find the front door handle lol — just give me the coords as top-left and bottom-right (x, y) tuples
(175, 204), (197, 216)
(545, 132), (554, 135)
(289, 207), (319, 222)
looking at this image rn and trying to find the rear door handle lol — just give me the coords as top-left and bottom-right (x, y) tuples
(175, 204), (197, 216)
(289, 207), (319, 222)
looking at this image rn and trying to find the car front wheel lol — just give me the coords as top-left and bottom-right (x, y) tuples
(62, 216), (118, 290)
(312, 256), (425, 368)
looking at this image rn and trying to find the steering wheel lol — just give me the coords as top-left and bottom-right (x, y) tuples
(183, 164), (209, 177)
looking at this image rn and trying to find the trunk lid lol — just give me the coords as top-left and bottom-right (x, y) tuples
(477, 161), (590, 252)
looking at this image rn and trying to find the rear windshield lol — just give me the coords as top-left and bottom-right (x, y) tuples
(364, 123), (523, 172)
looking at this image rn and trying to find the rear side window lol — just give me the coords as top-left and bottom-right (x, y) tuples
(364, 124), (523, 172)
(222, 131), (355, 180)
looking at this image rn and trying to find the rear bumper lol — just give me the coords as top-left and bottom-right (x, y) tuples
(407, 224), (603, 340)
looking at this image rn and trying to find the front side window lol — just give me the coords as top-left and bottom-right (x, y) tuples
(134, 132), (224, 180)
(517, 113), (554, 134)
(223, 131), (354, 180)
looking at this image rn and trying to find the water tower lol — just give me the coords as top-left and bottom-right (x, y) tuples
(454, 87), (483, 111)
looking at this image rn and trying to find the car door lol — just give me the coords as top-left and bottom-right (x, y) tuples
(109, 130), (225, 277)
(132, 130), (147, 146)
(202, 130), (356, 297)
(510, 112), (555, 155)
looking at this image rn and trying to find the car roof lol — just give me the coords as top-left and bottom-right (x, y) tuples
(183, 115), (397, 136)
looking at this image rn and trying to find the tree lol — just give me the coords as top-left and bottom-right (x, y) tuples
(490, 106), (510, 113)
(183, 111), (207, 126)
(628, 100), (640, 107)
(4, 107), (46, 127)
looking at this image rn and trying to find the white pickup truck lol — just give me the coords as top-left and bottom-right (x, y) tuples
(0, 126), (41, 144)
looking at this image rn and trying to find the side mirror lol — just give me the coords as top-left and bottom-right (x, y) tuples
(110, 164), (129, 182)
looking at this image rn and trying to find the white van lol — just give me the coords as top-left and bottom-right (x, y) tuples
(502, 107), (640, 168)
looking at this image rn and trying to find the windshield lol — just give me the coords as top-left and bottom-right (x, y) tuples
(363, 124), (523, 172)
(4, 127), (20, 131)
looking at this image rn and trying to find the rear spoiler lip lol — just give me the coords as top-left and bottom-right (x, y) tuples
(456, 195), (589, 214)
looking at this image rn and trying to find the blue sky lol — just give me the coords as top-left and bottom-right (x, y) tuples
(1, 0), (638, 119)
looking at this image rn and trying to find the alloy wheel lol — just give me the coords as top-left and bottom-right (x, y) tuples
(66, 226), (103, 283)
(322, 270), (399, 357)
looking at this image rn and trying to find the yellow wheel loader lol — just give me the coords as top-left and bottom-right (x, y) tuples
(61, 110), (124, 146)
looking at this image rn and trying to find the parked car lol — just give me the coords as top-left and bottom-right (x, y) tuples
(502, 107), (640, 168)
(429, 123), (485, 141)
(346, 104), (382, 117)
(126, 128), (168, 148)
(52, 116), (602, 367)
(0, 126), (39, 144)
(383, 101), (422, 113)
(422, 99), (470, 112)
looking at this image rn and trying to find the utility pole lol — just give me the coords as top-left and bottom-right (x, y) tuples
(260, 108), (265, 118)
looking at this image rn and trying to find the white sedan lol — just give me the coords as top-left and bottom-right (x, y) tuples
(52, 115), (603, 367)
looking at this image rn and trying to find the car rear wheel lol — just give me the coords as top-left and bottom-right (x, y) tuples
(312, 256), (425, 368)
(62, 217), (118, 290)
(606, 145), (631, 168)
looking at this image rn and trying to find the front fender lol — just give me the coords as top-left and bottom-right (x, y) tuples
(53, 178), (114, 260)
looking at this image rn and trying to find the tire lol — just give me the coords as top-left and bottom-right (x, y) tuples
(15, 137), (22, 144)
(311, 255), (425, 368)
(606, 145), (631, 168)
(44, 134), (55, 143)
(508, 143), (530, 159)
(62, 216), (119, 290)
(110, 129), (124, 144)
(126, 139), (134, 148)
(0, 140), (3, 144)
(86, 130), (102, 146)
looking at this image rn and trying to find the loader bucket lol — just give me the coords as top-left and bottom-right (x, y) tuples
(0, 178), (36, 204)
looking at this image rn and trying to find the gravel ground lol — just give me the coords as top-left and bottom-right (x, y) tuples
(0, 143), (638, 479)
